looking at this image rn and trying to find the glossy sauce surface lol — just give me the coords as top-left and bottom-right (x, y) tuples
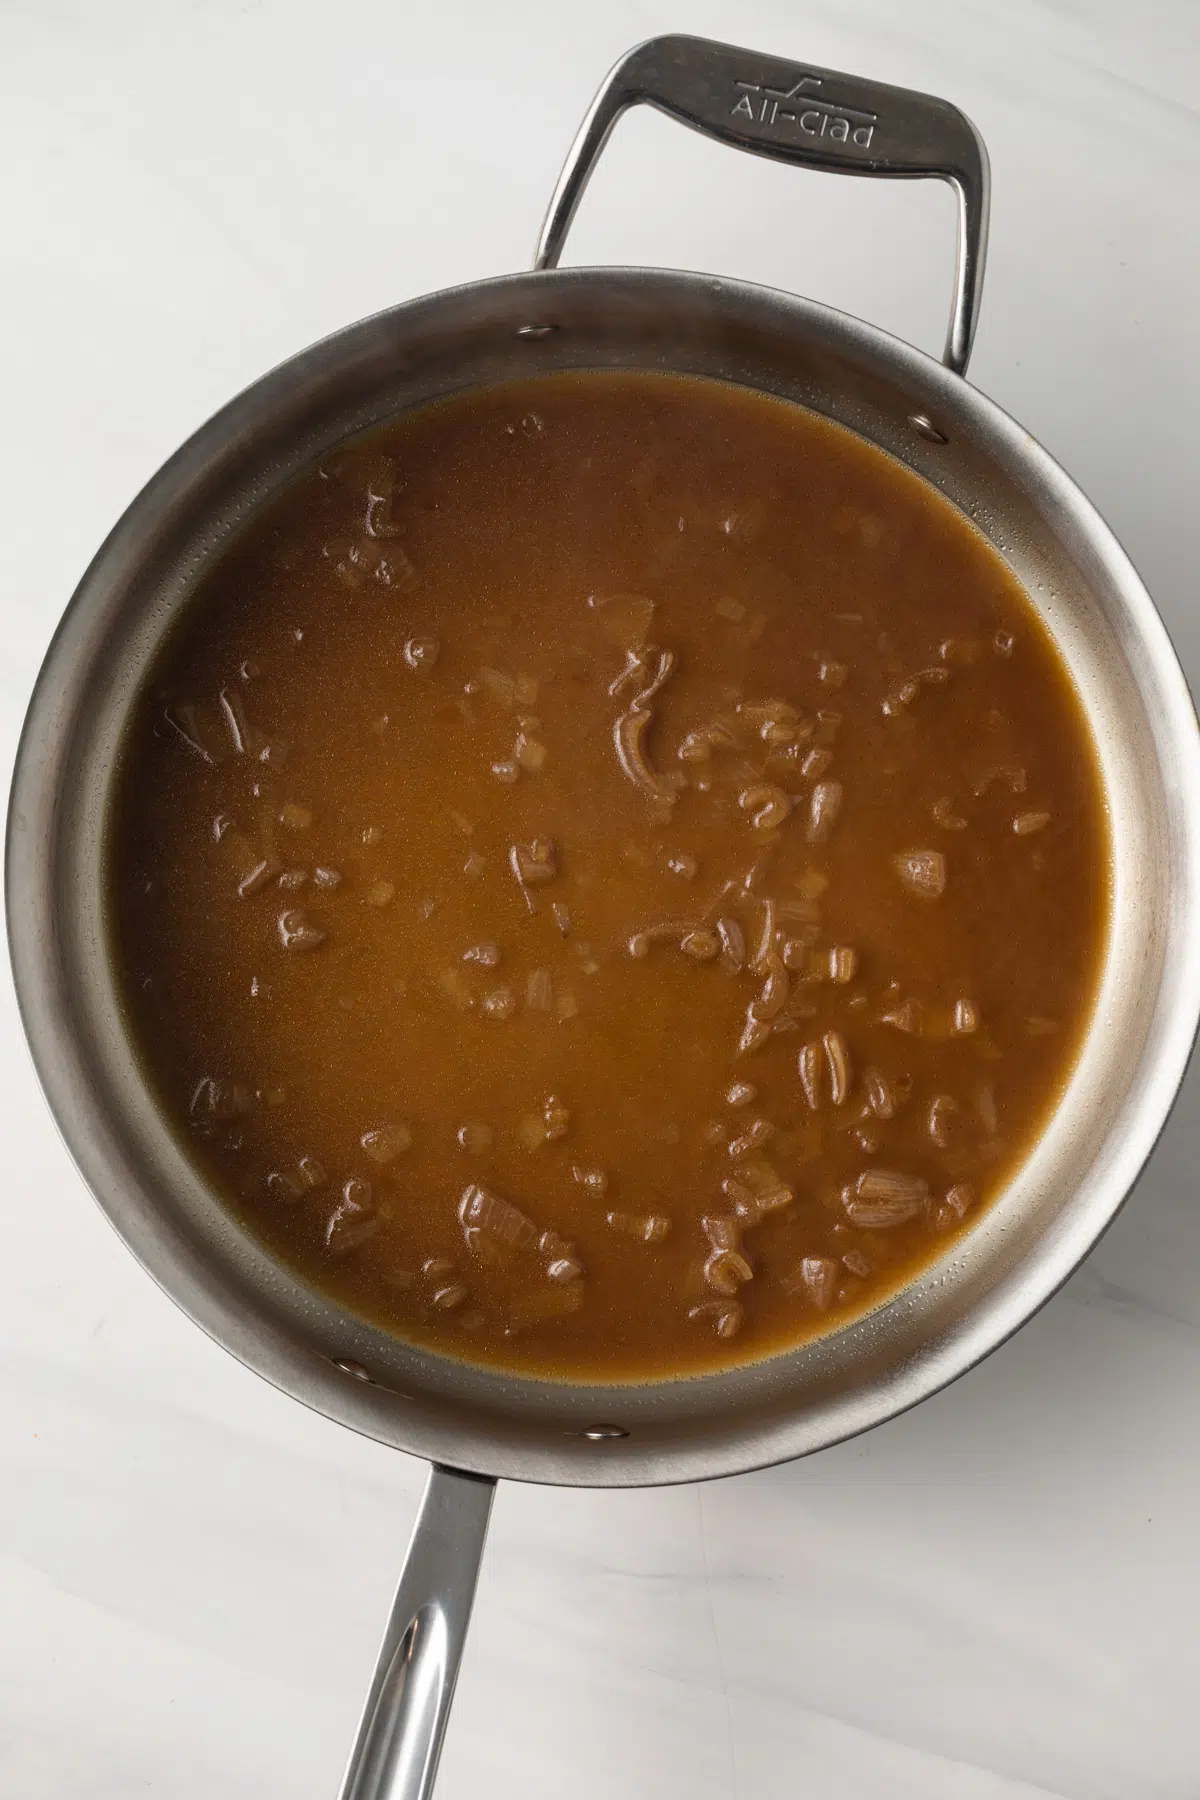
(108, 373), (1110, 1380)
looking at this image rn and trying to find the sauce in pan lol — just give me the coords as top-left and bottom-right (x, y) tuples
(107, 372), (1110, 1380)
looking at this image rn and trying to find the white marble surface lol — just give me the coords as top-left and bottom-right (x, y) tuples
(3, 1), (1199, 1794)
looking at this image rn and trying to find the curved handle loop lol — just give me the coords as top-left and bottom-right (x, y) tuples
(535, 33), (990, 377)
(338, 1465), (495, 1800)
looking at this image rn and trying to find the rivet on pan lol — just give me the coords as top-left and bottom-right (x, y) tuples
(333, 1357), (375, 1383)
(581, 1423), (629, 1440)
(517, 323), (558, 340)
(908, 412), (948, 445)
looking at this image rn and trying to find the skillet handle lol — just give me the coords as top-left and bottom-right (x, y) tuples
(534, 32), (990, 377)
(337, 1465), (495, 1800)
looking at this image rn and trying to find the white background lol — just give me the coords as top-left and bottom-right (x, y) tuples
(3, 2), (1199, 1795)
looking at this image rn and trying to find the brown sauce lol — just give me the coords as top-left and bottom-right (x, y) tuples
(106, 372), (1111, 1381)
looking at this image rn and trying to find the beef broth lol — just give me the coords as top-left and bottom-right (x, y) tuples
(107, 371), (1111, 1380)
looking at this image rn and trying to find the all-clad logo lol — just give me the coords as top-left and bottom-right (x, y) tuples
(730, 75), (877, 150)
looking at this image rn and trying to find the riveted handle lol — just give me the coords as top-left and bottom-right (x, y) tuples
(535, 32), (990, 376)
(337, 1466), (495, 1800)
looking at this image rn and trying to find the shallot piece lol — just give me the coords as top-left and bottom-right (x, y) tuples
(590, 591), (656, 652)
(277, 909), (325, 950)
(627, 920), (691, 958)
(807, 781), (843, 844)
(728, 1118), (775, 1159)
(783, 1256), (838, 1309)
(266, 1170), (302, 1203)
(862, 1067), (896, 1119)
(750, 897), (778, 973)
(751, 965), (789, 1022)
(702, 1214), (742, 1253)
(360, 1122), (412, 1163)
(606, 1210), (671, 1243)
(611, 646), (685, 804)
(737, 1013), (772, 1056)
(892, 850), (946, 899)
(927, 1094), (958, 1149)
(680, 927), (721, 962)
(722, 1160), (793, 1224)
(571, 1165), (609, 1198)
(844, 1169), (930, 1227)
(189, 1080), (251, 1123)
(823, 1030), (853, 1106)
(738, 784), (792, 832)
(942, 1182), (976, 1221)
(879, 994), (923, 1035)
(932, 796), (968, 831)
(541, 1095), (570, 1141)
(716, 916), (746, 971)
(828, 946), (858, 984)
(688, 1300), (743, 1339)
(509, 836), (557, 902)
(525, 967), (553, 1011)
(325, 1179), (378, 1254)
(881, 666), (949, 716)
(705, 1249), (754, 1296)
(480, 986), (516, 1020)
(459, 1183), (537, 1252)
(239, 858), (283, 898)
(798, 1042), (823, 1111)
(403, 636), (440, 671)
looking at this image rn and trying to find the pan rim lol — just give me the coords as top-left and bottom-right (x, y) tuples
(10, 263), (1200, 1487)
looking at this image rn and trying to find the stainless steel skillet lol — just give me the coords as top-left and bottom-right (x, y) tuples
(7, 34), (1200, 1800)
